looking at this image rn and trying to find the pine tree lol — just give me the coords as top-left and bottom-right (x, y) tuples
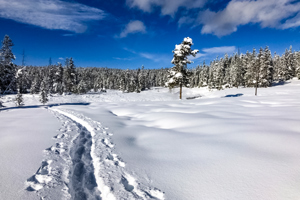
(1, 35), (15, 65)
(0, 35), (16, 92)
(295, 51), (300, 79)
(63, 58), (77, 93)
(39, 79), (48, 105)
(14, 67), (26, 106)
(259, 46), (273, 87)
(53, 63), (64, 94)
(15, 92), (23, 107)
(138, 66), (146, 91)
(214, 58), (225, 90)
(77, 80), (88, 94)
(166, 37), (199, 99)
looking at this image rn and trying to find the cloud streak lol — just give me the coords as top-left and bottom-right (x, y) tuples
(187, 46), (237, 61)
(124, 47), (169, 62)
(202, 46), (236, 54)
(119, 20), (146, 38)
(0, 0), (106, 33)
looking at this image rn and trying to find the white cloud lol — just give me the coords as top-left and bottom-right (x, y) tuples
(0, 0), (106, 33)
(119, 20), (146, 38)
(281, 12), (300, 29)
(124, 47), (168, 62)
(58, 57), (64, 60)
(202, 46), (236, 54)
(188, 52), (205, 61)
(140, 52), (170, 62)
(113, 57), (132, 61)
(196, 0), (300, 36)
(126, 0), (207, 16)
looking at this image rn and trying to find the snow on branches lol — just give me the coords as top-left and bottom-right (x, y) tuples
(166, 37), (198, 99)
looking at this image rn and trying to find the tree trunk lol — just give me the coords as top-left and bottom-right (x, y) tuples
(180, 83), (182, 99)
(255, 75), (259, 96)
(255, 84), (258, 96)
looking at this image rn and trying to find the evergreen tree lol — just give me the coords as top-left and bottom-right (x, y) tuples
(230, 54), (244, 88)
(166, 37), (198, 99)
(77, 80), (88, 94)
(0, 35), (16, 92)
(63, 58), (77, 93)
(260, 46), (273, 87)
(30, 72), (41, 94)
(15, 92), (23, 107)
(295, 51), (300, 79)
(39, 79), (48, 105)
(53, 63), (64, 94)
(214, 58), (225, 90)
(1, 35), (15, 65)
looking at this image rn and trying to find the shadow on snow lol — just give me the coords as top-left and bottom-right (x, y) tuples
(223, 93), (243, 98)
(0, 103), (90, 111)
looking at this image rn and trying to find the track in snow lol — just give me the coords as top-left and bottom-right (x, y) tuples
(26, 107), (165, 200)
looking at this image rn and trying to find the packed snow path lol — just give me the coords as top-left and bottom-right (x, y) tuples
(26, 107), (165, 200)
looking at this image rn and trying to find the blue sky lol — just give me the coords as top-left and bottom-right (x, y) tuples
(0, 0), (300, 69)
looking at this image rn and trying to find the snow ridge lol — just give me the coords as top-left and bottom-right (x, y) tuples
(49, 108), (165, 200)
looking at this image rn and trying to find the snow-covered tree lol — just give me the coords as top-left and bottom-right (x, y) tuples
(1, 35), (15, 65)
(15, 92), (23, 107)
(77, 80), (88, 94)
(166, 37), (199, 99)
(295, 51), (300, 79)
(14, 67), (26, 106)
(63, 58), (77, 93)
(230, 53), (244, 88)
(0, 35), (16, 93)
(53, 63), (64, 94)
(39, 79), (48, 105)
(259, 46), (273, 87)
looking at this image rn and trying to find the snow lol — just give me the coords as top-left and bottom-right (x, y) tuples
(50, 108), (116, 200)
(1, 79), (300, 200)
(183, 37), (193, 45)
(175, 72), (183, 78)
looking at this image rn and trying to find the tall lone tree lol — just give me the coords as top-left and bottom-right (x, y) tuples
(166, 37), (198, 99)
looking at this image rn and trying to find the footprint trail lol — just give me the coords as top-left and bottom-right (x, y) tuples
(26, 107), (165, 200)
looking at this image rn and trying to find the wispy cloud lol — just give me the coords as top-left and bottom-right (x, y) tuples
(62, 34), (76, 37)
(113, 57), (132, 61)
(124, 47), (169, 62)
(187, 46), (236, 61)
(202, 46), (236, 54)
(0, 0), (106, 33)
(58, 57), (64, 60)
(123, 47), (137, 54)
(119, 20), (146, 38)
(195, 0), (300, 36)
(126, 0), (207, 16)
(188, 53), (206, 61)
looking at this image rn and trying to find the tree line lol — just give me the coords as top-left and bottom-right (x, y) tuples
(0, 35), (300, 105)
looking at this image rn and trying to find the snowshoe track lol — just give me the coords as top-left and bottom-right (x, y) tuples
(26, 107), (165, 200)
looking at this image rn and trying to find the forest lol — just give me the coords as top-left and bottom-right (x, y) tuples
(1, 34), (300, 105)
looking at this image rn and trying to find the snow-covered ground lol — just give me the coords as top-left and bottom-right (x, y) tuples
(1, 79), (300, 200)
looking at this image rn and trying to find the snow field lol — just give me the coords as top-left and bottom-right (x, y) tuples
(1, 78), (300, 200)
